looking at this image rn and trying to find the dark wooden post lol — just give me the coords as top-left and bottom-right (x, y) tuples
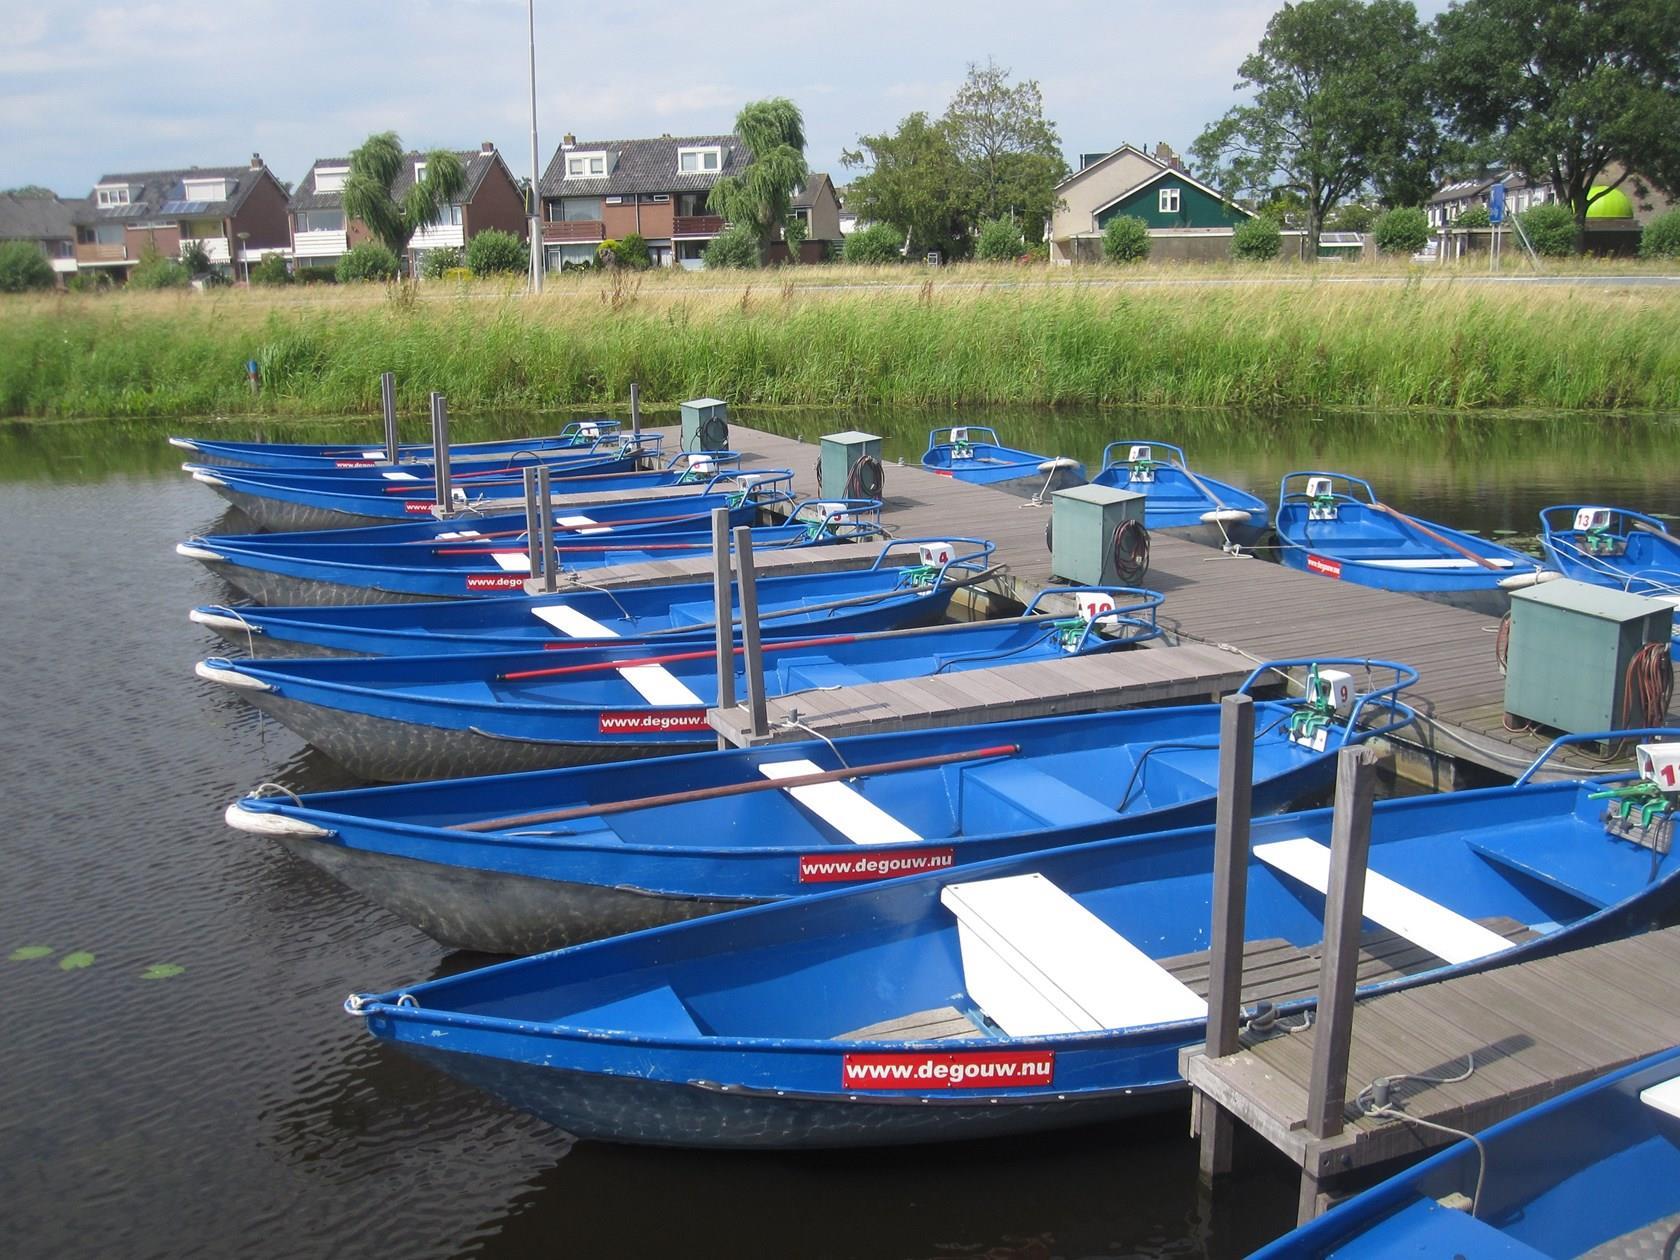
(380, 372), (398, 464)
(629, 380), (641, 441)
(1299, 744), (1379, 1222)
(1198, 692), (1255, 1181)
(522, 466), (542, 588)
(429, 392), (453, 517)
(734, 524), (768, 739)
(535, 463), (559, 593)
(711, 508), (736, 749)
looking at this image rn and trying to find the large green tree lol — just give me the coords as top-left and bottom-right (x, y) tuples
(841, 112), (972, 259)
(342, 132), (467, 263)
(941, 59), (1067, 241)
(708, 98), (809, 245)
(1192, 0), (1436, 257)
(1434, 0), (1680, 253)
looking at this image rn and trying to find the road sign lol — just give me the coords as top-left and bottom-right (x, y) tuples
(1489, 182), (1506, 224)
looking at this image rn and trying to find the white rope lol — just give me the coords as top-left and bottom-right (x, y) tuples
(1356, 1052), (1486, 1215)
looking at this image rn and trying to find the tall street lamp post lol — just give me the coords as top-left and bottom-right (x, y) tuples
(527, 0), (543, 294)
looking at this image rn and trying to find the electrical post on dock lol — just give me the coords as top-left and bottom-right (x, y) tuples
(711, 508), (736, 749)
(734, 524), (769, 740)
(536, 464), (558, 593)
(381, 372), (398, 465)
(429, 393), (453, 517)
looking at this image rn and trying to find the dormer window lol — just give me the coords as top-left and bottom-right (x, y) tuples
(413, 161), (427, 182)
(313, 166), (349, 193)
(96, 185), (131, 206)
(566, 151), (607, 178)
(678, 146), (722, 174)
(1159, 187), (1181, 214)
(182, 177), (231, 201)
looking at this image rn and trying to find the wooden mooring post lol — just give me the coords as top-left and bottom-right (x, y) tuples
(734, 524), (770, 740)
(522, 466), (543, 587)
(380, 372), (399, 464)
(429, 392), (453, 515)
(629, 381), (642, 441)
(535, 463), (559, 593)
(711, 508), (736, 750)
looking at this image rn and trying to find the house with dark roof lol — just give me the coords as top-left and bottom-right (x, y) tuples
(289, 142), (527, 275)
(773, 173), (843, 263)
(71, 156), (290, 280)
(0, 192), (82, 286)
(539, 133), (757, 269)
(1049, 142), (1259, 263)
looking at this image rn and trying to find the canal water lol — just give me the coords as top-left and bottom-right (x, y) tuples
(1, 408), (1675, 1260)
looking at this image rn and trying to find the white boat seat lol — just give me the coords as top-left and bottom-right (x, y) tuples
(491, 552), (532, 573)
(1253, 837), (1515, 966)
(556, 513), (611, 535)
(381, 470), (421, 481)
(1356, 557), (1516, 570)
(1640, 1074), (1680, 1119)
(525, 604), (699, 704)
(941, 872), (1207, 1037)
(531, 605), (616, 637)
(758, 759), (922, 844)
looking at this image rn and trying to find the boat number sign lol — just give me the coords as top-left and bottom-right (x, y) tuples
(841, 1050), (1055, 1090)
(1306, 554), (1342, 579)
(596, 711), (710, 734)
(798, 848), (956, 883)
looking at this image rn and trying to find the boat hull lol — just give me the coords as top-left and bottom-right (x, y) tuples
(198, 559), (442, 607)
(1278, 548), (1517, 616)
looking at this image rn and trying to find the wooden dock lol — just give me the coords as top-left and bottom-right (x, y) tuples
(1181, 923), (1680, 1218)
(661, 423), (1674, 780)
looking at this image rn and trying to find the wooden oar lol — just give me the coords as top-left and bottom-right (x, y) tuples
(449, 742), (1021, 832)
(501, 633), (856, 680)
(1369, 501), (1501, 570)
(400, 511), (723, 545)
(385, 461), (673, 494)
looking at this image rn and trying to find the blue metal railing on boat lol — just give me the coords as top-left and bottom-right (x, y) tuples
(1514, 728), (1680, 787)
(1237, 657), (1420, 742)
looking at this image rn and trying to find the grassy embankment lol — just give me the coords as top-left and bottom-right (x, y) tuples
(3, 260), (1679, 419)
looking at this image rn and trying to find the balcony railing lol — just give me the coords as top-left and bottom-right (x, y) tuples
(75, 242), (130, 263)
(672, 215), (725, 237)
(543, 221), (606, 242)
(293, 229), (349, 259)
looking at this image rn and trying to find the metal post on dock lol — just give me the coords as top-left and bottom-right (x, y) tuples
(380, 372), (398, 464)
(711, 508), (736, 749)
(733, 524), (769, 739)
(522, 466), (543, 586)
(536, 463), (559, 593)
(629, 381), (641, 441)
(429, 392), (453, 516)
(1198, 693), (1255, 1181)
(1298, 744), (1379, 1222)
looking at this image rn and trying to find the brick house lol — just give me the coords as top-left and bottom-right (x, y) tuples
(0, 192), (81, 286)
(289, 142), (527, 275)
(1049, 142), (1258, 263)
(539, 133), (758, 269)
(72, 157), (291, 280)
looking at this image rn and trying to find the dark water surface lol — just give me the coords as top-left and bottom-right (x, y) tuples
(1, 408), (1676, 1260)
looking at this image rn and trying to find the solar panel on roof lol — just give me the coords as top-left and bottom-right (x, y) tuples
(159, 200), (211, 214)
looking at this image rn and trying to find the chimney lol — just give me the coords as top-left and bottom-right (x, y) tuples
(562, 133), (576, 148)
(251, 152), (264, 169)
(481, 141), (495, 154)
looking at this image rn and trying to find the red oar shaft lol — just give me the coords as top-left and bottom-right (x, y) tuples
(501, 633), (856, 681)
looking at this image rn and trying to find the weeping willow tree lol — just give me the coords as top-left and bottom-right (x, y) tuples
(342, 132), (467, 262)
(707, 99), (809, 248)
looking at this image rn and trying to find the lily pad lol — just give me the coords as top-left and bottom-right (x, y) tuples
(9, 946), (52, 961)
(139, 964), (185, 981)
(58, 952), (95, 971)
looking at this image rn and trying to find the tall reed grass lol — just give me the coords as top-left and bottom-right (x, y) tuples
(2, 271), (1677, 418)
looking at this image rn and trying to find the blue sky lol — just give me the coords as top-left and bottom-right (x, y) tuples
(1, 0), (1451, 195)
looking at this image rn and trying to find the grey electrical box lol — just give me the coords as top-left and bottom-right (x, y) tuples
(1050, 483), (1146, 584)
(1504, 579), (1673, 733)
(680, 398), (730, 451)
(819, 431), (883, 499)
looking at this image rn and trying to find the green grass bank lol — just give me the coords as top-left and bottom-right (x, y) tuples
(3, 273), (1679, 419)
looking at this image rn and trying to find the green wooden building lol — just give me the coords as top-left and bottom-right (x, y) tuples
(1093, 168), (1253, 232)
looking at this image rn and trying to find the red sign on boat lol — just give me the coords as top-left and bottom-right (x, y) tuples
(597, 710), (710, 734)
(465, 574), (528, 591)
(841, 1051), (1055, 1090)
(798, 847), (956, 883)
(1306, 554), (1342, 579)
(403, 501), (437, 514)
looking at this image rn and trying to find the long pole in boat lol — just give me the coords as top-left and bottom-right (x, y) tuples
(711, 507), (736, 749)
(381, 372), (398, 464)
(536, 463), (559, 593)
(522, 466), (542, 587)
(734, 523), (769, 739)
(430, 393), (453, 517)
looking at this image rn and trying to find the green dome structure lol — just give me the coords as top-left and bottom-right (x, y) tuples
(1586, 186), (1634, 219)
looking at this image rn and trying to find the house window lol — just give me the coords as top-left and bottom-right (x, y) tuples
(1159, 187), (1181, 215)
(678, 146), (722, 174)
(96, 186), (131, 206)
(427, 204), (463, 228)
(559, 197), (602, 222)
(297, 209), (345, 233)
(313, 167), (348, 194)
(94, 223), (125, 244)
(413, 161), (427, 182)
(182, 178), (230, 201)
(565, 151), (608, 178)
(649, 194), (670, 203)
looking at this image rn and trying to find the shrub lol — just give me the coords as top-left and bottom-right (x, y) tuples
(336, 241), (400, 283)
(1023, 241), (1050, 263)
(465, 229), (525, 275)
(1372, 206), (1429, 255)
(0, 240), (54, 292)
(1231, 216), (1283, 261)
(842, 223), (902, 265)
(781, 216), (807, 262)
(180, 240), (212, 276)
(66, 270), (112, 293)
(1639, 208), (1680, 259)
(418, 246), (462, 280)
(598, 234), (652, 270)
(975, 217), (1025, 262)
(1328, 203), (1375, 233)
(250, 253), (293, 286)
(1455, 205), (1491, 229)
(129, 247), (190, 290)
(1519, 203), (1576, 257)
(702, 224), (761, 269)
(1102, 215), (1151, 263)
(295, 267), (337, 284)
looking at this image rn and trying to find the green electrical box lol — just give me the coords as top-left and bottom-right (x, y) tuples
(1504, 579), (1673, 733)
(680, 398), (730, 451)
(819, 431), (883, 499)
(1049, 483), (1146, 585)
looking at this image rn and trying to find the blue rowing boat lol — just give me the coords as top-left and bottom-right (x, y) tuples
(1090, 441), (1270, 548)
(176, 488), (872, 608)
(225, 659), (1415, 952)
(195, 584), (1154, 779)
(1540, 505), (1680, 661)
(342, 733), (1680, 1148)
(1276, 472), (1544, 614)
(1252, 1044), (1680, 1258)
(185, 449), (729, 531)
(187, 537), (995, 657)
(920, 426), (1086, 488)
(168, 419), (632, 470)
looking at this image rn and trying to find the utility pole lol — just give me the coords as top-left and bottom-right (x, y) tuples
(526, 0), (544, 294)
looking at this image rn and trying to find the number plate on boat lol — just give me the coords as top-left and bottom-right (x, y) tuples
(596, 710), (710, 734)
(1305, 554), (1342, 579)
(798, 848), (956, 883)
(841, 1051), (1055, 1090)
